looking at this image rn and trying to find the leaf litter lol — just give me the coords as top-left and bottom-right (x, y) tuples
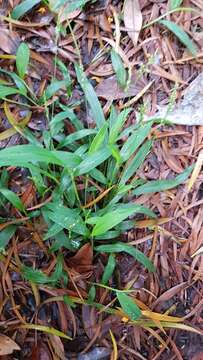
(0, 1), (202, 359)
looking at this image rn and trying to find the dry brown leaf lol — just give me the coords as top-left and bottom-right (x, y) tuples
(0, 334), (20, 356)
(96, 73), (145, 100)
(123, 0), (142, 47)
(152, 282), (187, 308)
(0, 28), (20, 54)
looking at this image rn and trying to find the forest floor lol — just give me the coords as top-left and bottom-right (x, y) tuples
(0, 0), (203, 359)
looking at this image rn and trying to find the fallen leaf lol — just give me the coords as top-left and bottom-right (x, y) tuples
(143, 72), (203, 125)
(124, 0), (142, 47)
(66, 243), (93, 273)
(96, 73), (146, 100)
(0, 28), (20, 54)
(0, 334), (20, 356)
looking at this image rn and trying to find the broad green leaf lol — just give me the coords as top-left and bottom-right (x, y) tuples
(132, 165), (193, 196)
(75, 64), (105, 129)
(89, 123), (108, 154)
(116, 292), (141, 320)
(11, 0), (41, 19)
(120, 140), (152, 185)
(0, 86), (19, 98)
(159, 20), (197, 56)
(16, 43), (30, 79)
(120, 121), (152, 162)
(170, 0), (183, 10)
(0, 188), (25, 212)
(45, 204), (89, 236)
(92, 204), (156, 237)
(0, 225), (17, 251)
(0, 145), (81, 168)
(75, 147), (111, 176)
(58, 129), (97, 148)
(95, 242), (155, 272)
(102, 254), (116, 285)
(111, 49), (127, 88)
(109, 108), (132, 144)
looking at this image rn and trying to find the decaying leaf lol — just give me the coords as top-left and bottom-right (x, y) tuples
(96, 73), (145, 100)
(0, 334), (20, 356)
(123, 0), (142, 47)
(0, 28), (20, 54)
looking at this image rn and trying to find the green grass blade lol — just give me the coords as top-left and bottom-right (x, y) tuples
(0, 188), (25, 212)
(132, 165), (193, 196)
(92, 204), (156, 237)
(159, 19), (197, 56)
(170, 0), (183, 10)
(120, 121), (152, 162)
(110, 49), (127, 88)
(58, 129), (97, 148)
(0, 145), (81, 168)
(16, 43), (30, 79)
(120, 140), (152, 185)
(95, 242), (155, 272)
(75, 64), (105, 129)
(0, 225), (17, 251)
(11, 0), (41, 19)
(0, 86), (20, 98)
(109, 108), (132, 144)
(102, 254), (116, 285)
(89, 123), (108, 154)
(75, 147), (111, 176)
(116, 292), (141, 320)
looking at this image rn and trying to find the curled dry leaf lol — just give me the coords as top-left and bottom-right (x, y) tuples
(0, 334), (20, 356)
(0, 28), (20, 54)
(123, 0), (142, 48)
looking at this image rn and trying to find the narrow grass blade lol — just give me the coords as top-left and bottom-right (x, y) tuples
(132, 165), (193, 196)
(116, 292), (141, 320)
(0, 225), (17, 251)
(120, 140), (152, 185)
(11, 0), (41, 19)
(111, 49), (127, 88)
(120, 121), (152, 162)
(75, 64), (105, 128)
(75, 147), (111, 176)
(95, 242), (155, 272)
(16, 43), (30, 79)
(102, 254), (116, 285)
(159, 19), (197, 56)
(89, 123), (108, 154)
(92, 204), (156, 237)
(20, 324), (72, 340)
(0, 86), (19, 98)
(58, 129), (97, 148)
(0, 188), (25, 212)
(170, 0), (183, 10)
(0, 145), (81, 168)
(109, 108), (132, 144)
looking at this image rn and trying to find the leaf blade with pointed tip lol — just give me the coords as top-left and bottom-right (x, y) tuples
(132, 165), (193, 196)
(95, 242), (155, 272)
(75, 64), (105, 129)
(92, 204), (156, 237)
(159, 19), (197, 56)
